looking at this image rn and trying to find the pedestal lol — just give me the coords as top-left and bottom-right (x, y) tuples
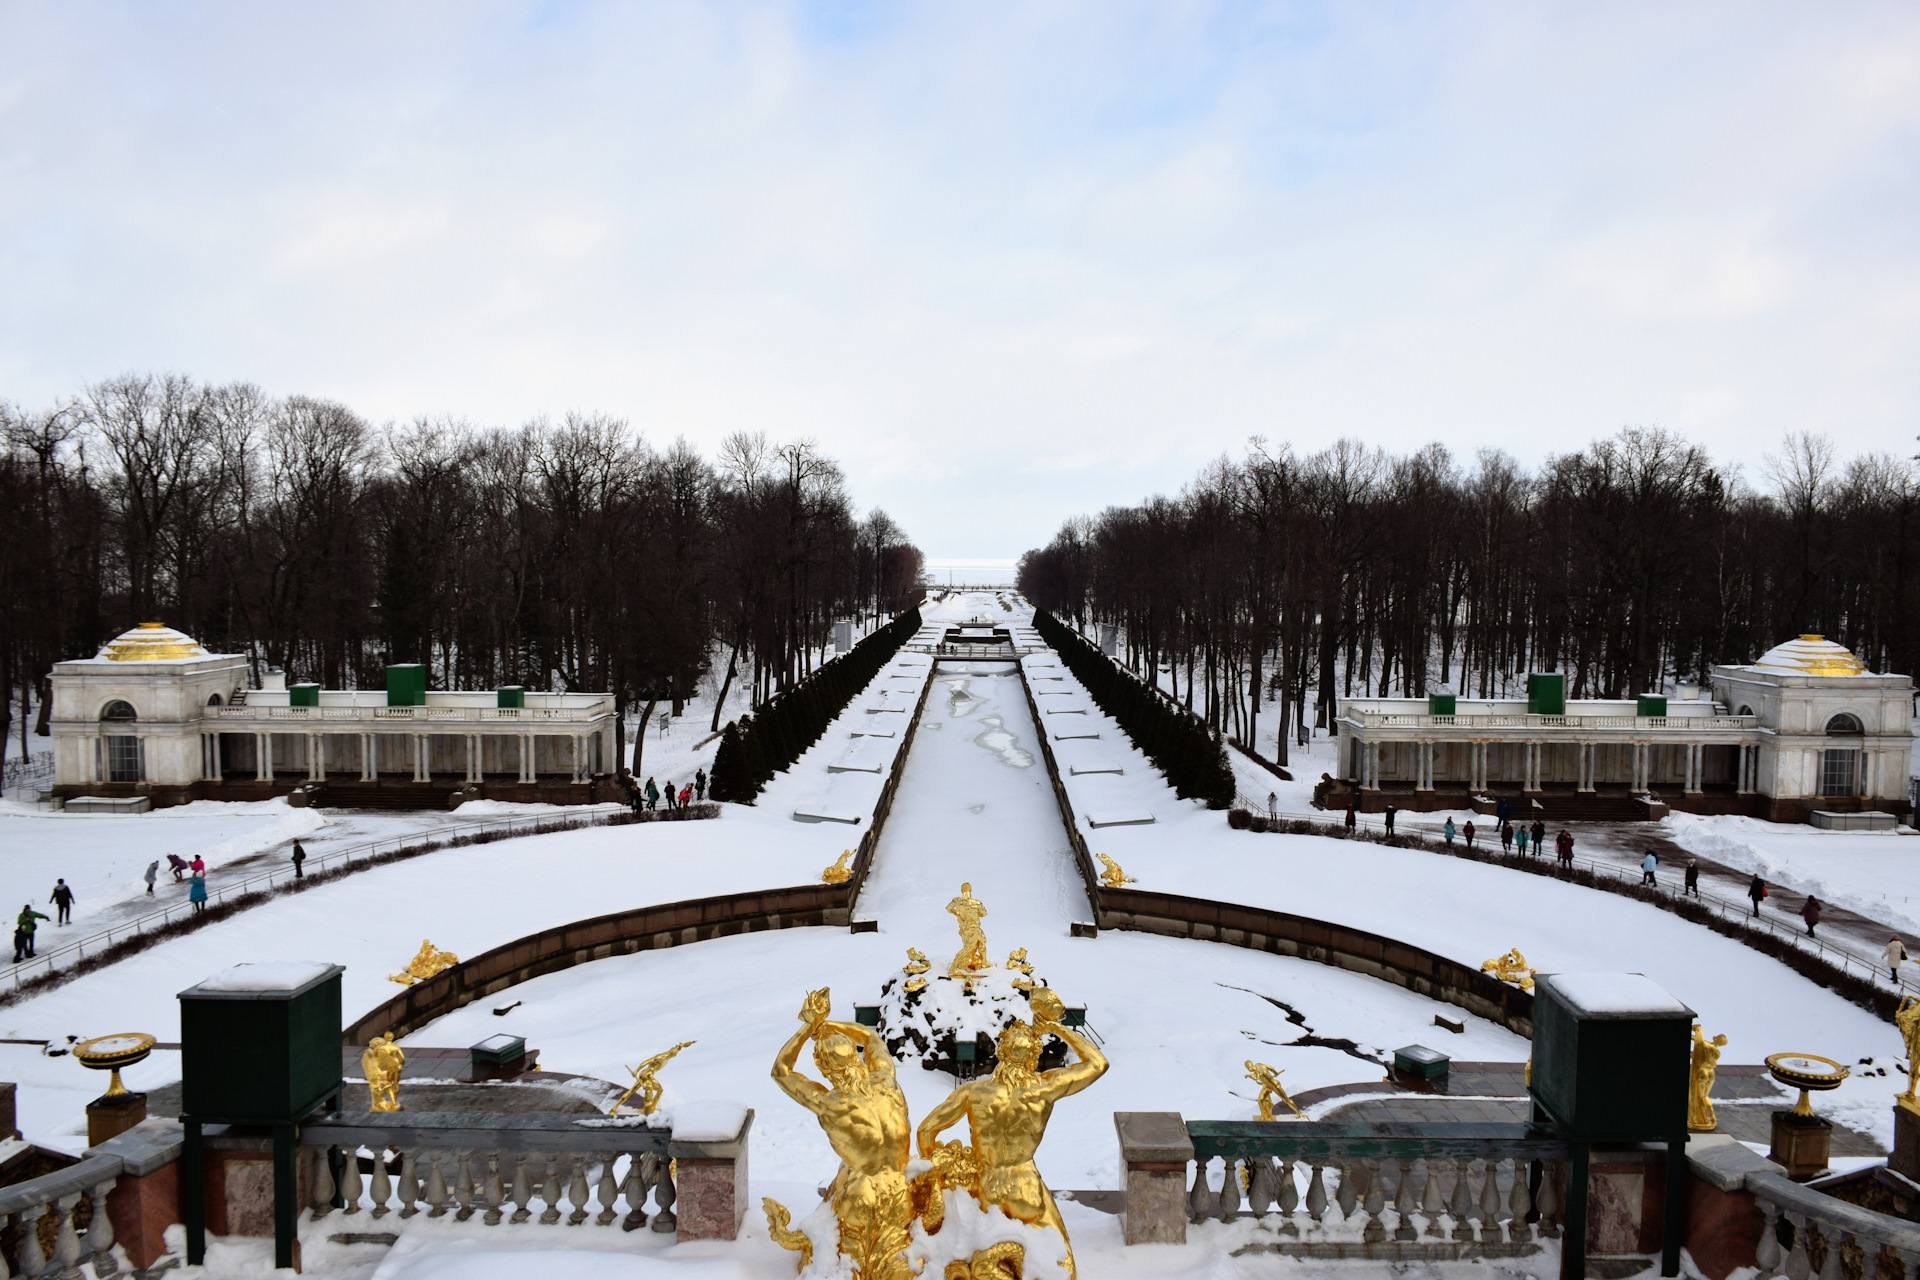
(87, 1091), (147, 1147)
(1769, 1111), (1832, 1181)
(1116, 1111), (1193, 1246)
(1892, 1099), (1920, 1183)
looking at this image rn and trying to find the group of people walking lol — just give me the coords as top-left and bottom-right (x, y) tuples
(626, 768), (706, 815)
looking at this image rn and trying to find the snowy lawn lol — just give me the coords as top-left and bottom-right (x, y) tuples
(1663, 813), (1920, 938)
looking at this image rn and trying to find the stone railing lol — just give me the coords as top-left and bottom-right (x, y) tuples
(1689, 1138), (1920, 1280)
(0, 1153), (121, 1277)
(212, 705), (609, 724)
(1346, 712), (1757, 733)
(1117, 1112), (1567, 1261)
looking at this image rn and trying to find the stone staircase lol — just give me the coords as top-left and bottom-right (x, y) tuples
(308, 782), (458, 811)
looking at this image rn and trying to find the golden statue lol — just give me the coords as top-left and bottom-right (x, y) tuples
(387, 939), (459, 987)
(1480, 947), (1536, 991)
(1096, 854), (1136, 888)
(1689, 1026), (1728, 1132)
(1007, 948), (1035, 993)
(822, 851), (854, 884)
(361, 1035), (405, 1112)
(1245, 1061), (1304, 1120)
(763, 1197), (814, 1271)
(916, 986), (1107, 1278)
(947, 884), (991, 979)
(904, 948), (931, 994)
(1897, 997), (1920, 1108)
(771, 988), (914, 1280)
(946, 1243), (1025, 1280)
(611, 1040), (695, 1115)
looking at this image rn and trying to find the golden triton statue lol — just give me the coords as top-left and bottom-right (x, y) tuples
(361, 1035), (405, 1112)
(387, 939), (459, 987)
(1245, 1060), (1304, 1120)
(771, 988), (914, 1280)
(1688, 1026), (1728, 1132)
(1480, 947), (1536, 991)
(946, 883), (991, 979)
(822, 851), (854, 884)
(1896, 997), (1920, 1109)
(1096, 854), (1135, 888)
(764, 1197), (814, 1271)
(612, 1040), (695, 1115)
(916, 986), (1107, 1278)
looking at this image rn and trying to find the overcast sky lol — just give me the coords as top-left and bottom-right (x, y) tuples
(2, 3), (1916, 558)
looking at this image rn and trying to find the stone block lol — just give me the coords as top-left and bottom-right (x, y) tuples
(1892, 1100), (1920, 1183)
(670, 1106), (753, 1242)
(1116, 1111), (1192, 1246)
(1769, 1111), (1831, 1181)
(87, 1092), (148, 1147)
(1682, 1168), (1763, 1280)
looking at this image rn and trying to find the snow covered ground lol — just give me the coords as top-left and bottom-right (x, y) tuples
(1662, 813), (1920, 938)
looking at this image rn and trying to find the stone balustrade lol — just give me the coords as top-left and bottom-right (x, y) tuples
(0, 1153), (124, 1277)
(1689, 1137), (1920, 1280)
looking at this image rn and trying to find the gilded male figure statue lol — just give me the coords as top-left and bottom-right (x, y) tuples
(947, 883), (991, 977)
(772, 988), (914, 1280)
(1896, 997), (1920, 1106)
(916, 988), (1107, 1277)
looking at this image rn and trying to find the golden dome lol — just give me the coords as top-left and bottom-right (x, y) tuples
(100, 623), (209, 662)
(1751, 634), (1867, 678)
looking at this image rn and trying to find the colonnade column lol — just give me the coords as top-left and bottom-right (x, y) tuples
(519, 734), (536, 785)
(1630, 742), (1647, 792)
(1523, 742), (1541, 793)
(360, 734), (377, 782)
(1414, 741), (1432, 792)
(306, 733), (325, 782)
(1684, 742), (1703, 794)
(1576, 742), (1594, 793)
(257, 732), (273, 782)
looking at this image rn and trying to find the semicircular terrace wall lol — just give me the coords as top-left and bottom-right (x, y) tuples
(342, 883), (1531, 1045)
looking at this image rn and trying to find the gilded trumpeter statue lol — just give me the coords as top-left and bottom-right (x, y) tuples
(771, 988), (914, 1280)
(1688, 1026), (1728, 1132)
(1896, 997), (1920, 1107)
(946, 883), (991, 978)
(361, 1035), (405, 1112)
(612, 1040), (695, 1115)
(1245, 1061), (1304, 1120)
(915, 987), (1107, 1278)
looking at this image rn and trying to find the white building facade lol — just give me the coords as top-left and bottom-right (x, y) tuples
(1328, 635), (1913, 822)
(50, 624), (620, 808)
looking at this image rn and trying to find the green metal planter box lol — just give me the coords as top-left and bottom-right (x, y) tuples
(289, 683), (320, 708)
(497, 686), (525, 709)
(1637, 694), (1669, 717)
(178, 962), (344, 1122)
(1394, 1044), (1450, 1079)
(1427, 694), (1457, 716)
(471, 1034), (526, 1069)
(1526, 673), (1565, 716)
(1530, 972), (1691, 1141)
(386, 664), (426, 708)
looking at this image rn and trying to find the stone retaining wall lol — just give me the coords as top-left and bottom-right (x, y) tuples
(344, 885), (850, 1044)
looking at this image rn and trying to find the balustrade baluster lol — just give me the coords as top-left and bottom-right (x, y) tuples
(1506, 1158), (1533, 1244)
(511, 1153), (534, 1224)
(454, 1150), (478, 1222)
(425, 1152), (450, 1218)
(1420, 1157), (1446, 1239)
(370, 1146), (393, 1219)
(1335, 1160), (1360, 1221)
(1754, 1201), (1783, 1276)
(1188, 1161), (1210, 1224)
(568, 1156), (591, 1226)
(1479, 1157), (1503, 1243)
(540, 1154), (564, 1225)
(0, 1211), (10, 1280)
(342, 1146), (366, 1215)
(1305, 1162), (1328, 1224)
(395, 1150), (420, 1219)
(86, 1178), (118, 1278)
(312, 1147), (339, 1219)
(1890, 1245), (1920, 1280)
(17, 1204), (47, 1279)
(1818, 1227), (1846, 1280)
(1390, 1157), (1416, 1243)
(1361, 1158), (1386, 1244)
(652, 1159), (678, 1233)
(622, 1155), (654, 1232)
(483, 1152), (505, 1226)
(1246, 1158), (1274, 1217)
(1536, 1162), (1562, 1239)
(49, 1191), (82, 1280)
(1276, 1158), (1299, 1237)
(597, 1159), (620, 1226)
(1784, 1210), (1812, 1280)
(1448, 1159), (1473, 1243)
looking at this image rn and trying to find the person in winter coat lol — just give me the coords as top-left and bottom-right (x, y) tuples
(1684, 860), (1700, 897)
(1496, 797), (1511, 826)
(48, 879), (74, 925)
(1640, 851), (1659, 886)
(678, 784), (693, 809)
(644, 778), (659, 811)
(189, 873), (208, 915)
(1886, 936), (1908, 983)
(1464, 820), (1477, 848)
(1499, 822), (1513, 853)
(144, 861), (158, 897)
(1443, 818), (1456, 845)
(1800, 895), (1822, 936)
(1748, 875), (1767, 916)
(167, 854), (188, 883)
(1344, 803), (1357, 832)
(291, 841), (307, 880)
(1382, 805), (1397, 836)
(189, 855), (205, 878)
(1531, 820), (1547, 854)
(15, 905), (47, 959)
(695, 769), (708, 802)
(1556, 830), (1575, 866)
(1515, 826), (1529, 856)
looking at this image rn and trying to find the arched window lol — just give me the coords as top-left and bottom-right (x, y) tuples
(1737, 705), (1754, 718)
(1821, 713), (1864, 796)
(1825, 713), (1863, 735)
(206, 693), (223, 707)
(99, 701), (141, 782)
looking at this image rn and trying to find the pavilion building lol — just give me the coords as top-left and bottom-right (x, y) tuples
(1325, 635), (1912, 823)
(48, 624), (619, 809)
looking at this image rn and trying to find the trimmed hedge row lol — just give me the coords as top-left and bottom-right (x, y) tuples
(1032, 608), (1235, 808)
(709, 608), (922, 804)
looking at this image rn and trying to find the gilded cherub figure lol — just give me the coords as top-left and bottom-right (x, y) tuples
(1479, 947), (1536, 991)
(387, 939), (459, 987)
(361, 1035), (405, 1112)
(822, 851), (853, 884)
(1097, 854), (1136, 888)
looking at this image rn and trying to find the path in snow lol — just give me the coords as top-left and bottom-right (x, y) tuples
(854, 656), (1091, 963)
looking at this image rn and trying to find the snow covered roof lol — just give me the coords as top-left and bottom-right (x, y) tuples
(1749, 635), (1869, 677)
(96, 623), (210, 662)
(1539, 972), (1693, 1020)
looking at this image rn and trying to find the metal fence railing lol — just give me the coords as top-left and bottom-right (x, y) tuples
(1231, 792), (1920, 1002)
(0, 805), (627, 992)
